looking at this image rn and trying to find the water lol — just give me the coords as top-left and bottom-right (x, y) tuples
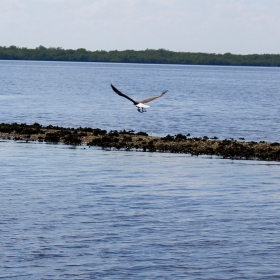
(1, 60), (280, 141)
(1, 61), (280, 279)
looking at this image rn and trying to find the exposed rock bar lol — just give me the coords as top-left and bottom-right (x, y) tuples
(1, 122), (280, 161)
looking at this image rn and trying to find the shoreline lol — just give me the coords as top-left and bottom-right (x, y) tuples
(1, 122), (280, 161)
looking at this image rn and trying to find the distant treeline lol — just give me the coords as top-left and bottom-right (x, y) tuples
(1, 45), (280, 66)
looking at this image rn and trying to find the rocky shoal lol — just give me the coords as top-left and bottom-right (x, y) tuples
(1, 122), (280, 161)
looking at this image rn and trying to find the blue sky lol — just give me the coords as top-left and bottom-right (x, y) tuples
(1, 0), (280, 54)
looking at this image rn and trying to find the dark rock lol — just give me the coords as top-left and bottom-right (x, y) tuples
(45, 132), (60, 142)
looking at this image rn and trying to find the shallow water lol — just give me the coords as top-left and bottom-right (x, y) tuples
(1, 61), (280, 279)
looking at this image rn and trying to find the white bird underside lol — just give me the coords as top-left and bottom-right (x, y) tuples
(136, 103), (150, 108)
(110, 84), (167, 113)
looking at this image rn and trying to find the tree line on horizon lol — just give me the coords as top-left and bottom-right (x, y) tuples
(0, 45), (280, 67)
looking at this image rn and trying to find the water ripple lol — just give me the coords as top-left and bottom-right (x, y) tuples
(1, 141), (280, 279)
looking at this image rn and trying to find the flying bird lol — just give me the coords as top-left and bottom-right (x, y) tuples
(111, 84), (167, 113)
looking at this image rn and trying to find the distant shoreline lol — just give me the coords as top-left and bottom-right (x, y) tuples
(1, 46), (280, 67)
(1, 122), (280, 161)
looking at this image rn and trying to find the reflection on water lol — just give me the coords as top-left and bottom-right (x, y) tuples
(1, 140), (280, 279)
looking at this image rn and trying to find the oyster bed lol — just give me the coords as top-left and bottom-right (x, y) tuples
(1, 122), (280, 161)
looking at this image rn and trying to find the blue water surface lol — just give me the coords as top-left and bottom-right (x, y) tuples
(1, 60), (280, 141)
(1, 61), (280, 279)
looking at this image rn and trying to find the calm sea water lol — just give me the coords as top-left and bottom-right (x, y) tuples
(1, 60), (280, 141)
(1, 61), (280, 279)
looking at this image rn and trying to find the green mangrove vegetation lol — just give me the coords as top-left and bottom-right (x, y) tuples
(1, 45), (280, 66)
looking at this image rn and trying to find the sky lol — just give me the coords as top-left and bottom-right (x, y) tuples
(1, 0), (280, 54)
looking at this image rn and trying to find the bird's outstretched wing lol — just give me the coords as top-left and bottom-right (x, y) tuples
(140, 90), (168, 104)
(111, 84), (138, 105)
